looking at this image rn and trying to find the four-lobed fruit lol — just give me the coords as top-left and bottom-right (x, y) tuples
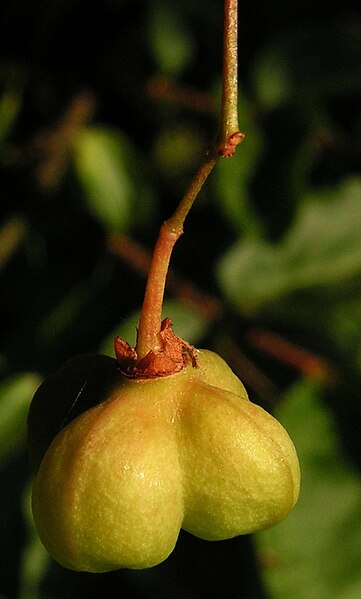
(30, 349), (300, 572)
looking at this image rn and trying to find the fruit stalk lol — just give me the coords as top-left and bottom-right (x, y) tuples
(217, 0), (242, 155)
(135, 153), (217, 360)
(135, 0), (244, 363)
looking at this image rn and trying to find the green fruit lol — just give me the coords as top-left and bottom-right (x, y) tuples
(31, 349), (300, 573)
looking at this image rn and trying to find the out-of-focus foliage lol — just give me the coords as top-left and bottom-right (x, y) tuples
(0, 374), (41, 463)
(257, 379), (361, 599)
(74, 126), (154, 232)
(217, 178), (361, 310)
(252, 21), (361, 109)
(148, 0), (195, 76)
(0, 0), (360, 598)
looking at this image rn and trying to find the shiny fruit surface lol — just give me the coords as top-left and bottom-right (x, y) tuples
(31, 350), (300, 572)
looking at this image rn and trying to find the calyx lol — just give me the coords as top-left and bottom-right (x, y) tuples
(114, 317), (198, 378)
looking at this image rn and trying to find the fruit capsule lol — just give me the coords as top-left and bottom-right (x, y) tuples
(30, 349), (300, 572)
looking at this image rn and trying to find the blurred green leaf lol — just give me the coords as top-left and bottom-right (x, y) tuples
(73, 126), (154, 232)
(217, 178), (361, 312)
(100, 299), (210, 356)
(257, 379), (361, 599)
(252, 21), (361, 109)
(0, 373), (42, 464)
(147, 1), (195, 76)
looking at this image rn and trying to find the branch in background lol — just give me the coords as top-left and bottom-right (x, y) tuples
(34, 92), (95, 190)
(147, 77), (216, 115)
(247, 328), (337, 384)
(6, 92), (95, 191)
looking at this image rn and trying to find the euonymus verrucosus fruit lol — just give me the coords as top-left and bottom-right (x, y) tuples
(28, 0), (300, 574)
(29, 319), (300, 572)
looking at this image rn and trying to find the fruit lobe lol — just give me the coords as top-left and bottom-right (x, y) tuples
(30, 349), (300, 572)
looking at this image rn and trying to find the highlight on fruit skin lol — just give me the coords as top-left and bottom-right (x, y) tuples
(29, 349), (300, 573)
